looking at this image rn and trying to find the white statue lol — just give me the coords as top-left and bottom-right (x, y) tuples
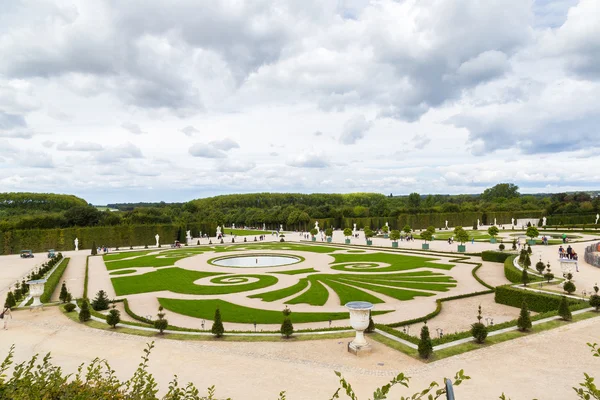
(216, 226), (222, 236)
(263, 223), (266, 231)
(155, 234), (160, 247)
(494, 218), (497, 226)
(542, 217), (547, 226)
(353, 223), (357, 234)
(74, 238), (79, 251)
(232, 223), (235, 229)
(385, 222), (389, 228)
(596, 214), (599, 224)
(477, 219), (480, 227)
(315, 221), (320, 234)
(280, 224), (283, 232)
(186, 230), (192, 241)
(445, 220), (448, 229)
(511, 218), (515, 226)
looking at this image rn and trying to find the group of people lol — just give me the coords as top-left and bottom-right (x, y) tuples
(96, 246), (109, 254)
(559, 245), (579, 271)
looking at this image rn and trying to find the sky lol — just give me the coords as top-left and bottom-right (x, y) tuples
(0, 0), (599, 204)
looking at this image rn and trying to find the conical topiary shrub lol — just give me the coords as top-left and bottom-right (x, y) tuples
(211, 308), (224, 338)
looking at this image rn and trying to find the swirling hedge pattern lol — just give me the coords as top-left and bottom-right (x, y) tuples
(112, 267), (278, 296)
(250, 271), (456, 305)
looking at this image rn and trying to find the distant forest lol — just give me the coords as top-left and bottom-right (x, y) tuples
(1, 184), (598, 232)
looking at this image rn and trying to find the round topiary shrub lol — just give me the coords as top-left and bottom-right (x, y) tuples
(499, 244), (505, 251)
(64, 303), (76, 313)
(563, 280), (576, 294)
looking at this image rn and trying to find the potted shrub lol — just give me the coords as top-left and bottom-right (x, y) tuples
(343, 228), (352, 244)
(421, 229), (433, 250)
(403, 224), (412, 236)
(382, 225), (389, 239)
(364, 227), (374, 245)
(454, 226), (469, 252)
(325, 227), (333, 243)
(526, 226), (539, 245)
(309, 228), (318, 242)
(488, 226), (499, 244)
(389, 230), (400, 248)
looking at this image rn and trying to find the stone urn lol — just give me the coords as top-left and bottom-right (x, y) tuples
(345, 301), (373, 355)
(27, 279), (47, 308)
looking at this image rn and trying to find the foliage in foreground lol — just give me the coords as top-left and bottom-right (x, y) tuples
(0, 341), (598, 399)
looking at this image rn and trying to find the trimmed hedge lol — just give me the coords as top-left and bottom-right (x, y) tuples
(482, 250), (513, 263)
(504, 256), (523, 283)
(40, 257), (70, 303)
(494, 285), (587, 313)
(472, 263), (495, 290)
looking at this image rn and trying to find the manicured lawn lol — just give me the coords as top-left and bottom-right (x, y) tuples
(286, 280), (331, 306)
(109, 269), (137, 275)
(158, 298), (389, 324)
(105, 254), (196, 270)
(103, 250), (154, 261)
(330, 252), (453, 272)
(212, 243), (338, 254)
(249, 280), (309, 302)
(222, 228), (270, 236)
(111, 267), (278, 296)
(273, 268), (318, 275)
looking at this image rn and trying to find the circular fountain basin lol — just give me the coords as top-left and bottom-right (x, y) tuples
(211, 255), (300, 267)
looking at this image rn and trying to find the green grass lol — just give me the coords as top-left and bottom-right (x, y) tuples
(273, 268), (318, 275)
(249, 280), (309, 302)
(286, 279), (331, 306)
(109, 269), (137, 275)
(330, 252), (453, 272)
(105, 254), (193, 270)
(111, 267), (278, 296)
(158, 298), (389, 324)
(103, 250), (154, 261)
(212, 243), (337, 254)
(40, 257), (70, 303)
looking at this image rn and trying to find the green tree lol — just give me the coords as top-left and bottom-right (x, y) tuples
(564, 280), (576, 295)
(471, 305), (488, 344)
(417, 322), (433, 359)
(454, 226), (470, 244)
(59, 281), (69, 303)
(589, 284), (600, 312)
(426, 226), (436, 234)
(78, 299), (91, 322)
(343, 227), (352, 238)
(517, 301), (532, 331)
(523, 253), (531, 270)
(512, 239), (517, 250)
(91, 290), (110, 311)
(558, 296), (572, 321)
(407, 192), (421, 209)
(325, 227), (333, 237)
(403, 224), (412, 235)
(544, 262), (555, 283)
(527, 244), (532, 255)
(535, 260), (546, 276)
(154, 305), (168, 334)
(389, 230), (400, 242)
(481, 183), (520, 201)
(488, 226), (499, 238)
(4, 292), (16, 309)
(280, 306), (294, 338)
(420, 229), (433, 243)
(381, 225), (389, 234)
(526, 226), (539, 241)
(91, 241), (97, 256)
(309, 228), (318, 237)
(211, 308), (224, 338)
(106, 305), (121, 328)
(521, 267), (530, 286)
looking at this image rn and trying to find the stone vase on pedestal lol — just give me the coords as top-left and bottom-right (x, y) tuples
(346, 301), (373, 355)
(27, 279), (47, 309)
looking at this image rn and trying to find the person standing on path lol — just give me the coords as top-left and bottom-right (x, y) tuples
(0, 306), (11, 330)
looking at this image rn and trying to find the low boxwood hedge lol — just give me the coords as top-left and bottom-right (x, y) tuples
(482, 250), (512, 263)
(494, 285), (587, 313)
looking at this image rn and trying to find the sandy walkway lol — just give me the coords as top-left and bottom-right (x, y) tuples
(1, 307), (599, 399)
(50, 254), (87, 301)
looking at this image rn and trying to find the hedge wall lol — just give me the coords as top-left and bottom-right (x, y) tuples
(0, 222), (217, 255)
(503, 256), (522, 283)
(310, 210), (544, 231)
(482, 250), (513, 263)
(494, 285), (586, 313)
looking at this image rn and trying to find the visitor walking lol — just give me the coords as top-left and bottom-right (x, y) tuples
(1, 306), (11, 330)
(573, 251), (579, 272)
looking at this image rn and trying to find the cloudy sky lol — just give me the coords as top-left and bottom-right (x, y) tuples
(0, 0), (598, 204)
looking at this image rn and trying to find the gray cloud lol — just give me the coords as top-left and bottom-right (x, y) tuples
(121, 122), (145, 135)
(287, 153), (330, 168)
(188, 144), (226, 158)
(215, 160), (256, 172)
(209, 138), (240, 151)
(57, 141), (104, 151)
(339, 115), (372, 145)
(412, 134), (431, 150)
(314, 131), (323, 136)
(181, 125), (200, 136)
(0, 110), (26, 130)
(95, 143), (143, 163)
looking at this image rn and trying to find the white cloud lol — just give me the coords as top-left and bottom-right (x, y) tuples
(339, 115), (372, 145)
(57, 141), (103, 151)
(188, 144), (226, 158)
(181, 125), (200, 136)
(121, 122), (145, 135)
(288, 152), (330, 168)
(209, 138), (240, 151)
